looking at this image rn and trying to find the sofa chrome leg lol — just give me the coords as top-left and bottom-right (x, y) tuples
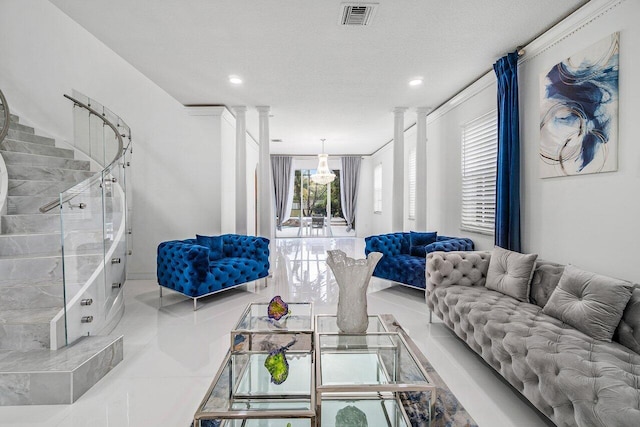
(159, 286), (163, 298)
(264, 277), (268, 288)
(193, 298), (198, 311)
(428, 310), (432, 324)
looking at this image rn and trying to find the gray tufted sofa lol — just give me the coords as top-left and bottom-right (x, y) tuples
(425, 250), (640, 427)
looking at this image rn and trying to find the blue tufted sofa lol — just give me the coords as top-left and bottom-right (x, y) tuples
(364, 233), (473, 289)
(157, 234), (269, 310)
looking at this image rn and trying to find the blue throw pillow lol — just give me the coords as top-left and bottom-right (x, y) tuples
(409, 231), (437, 257)
(196, 234), (224, 260)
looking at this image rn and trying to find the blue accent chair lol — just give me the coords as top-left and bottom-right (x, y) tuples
(157, 234), (270, 310)
(364, 233), (473, 289)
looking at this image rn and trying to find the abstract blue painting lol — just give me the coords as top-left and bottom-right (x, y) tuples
(540, 33), (619, 178)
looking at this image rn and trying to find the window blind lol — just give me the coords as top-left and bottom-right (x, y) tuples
(461, 110), (498, 234)
(373, 163), (383, 213)
(408, 148), (416, 220)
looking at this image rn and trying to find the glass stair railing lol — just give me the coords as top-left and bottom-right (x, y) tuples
(39, 92), (133, 348)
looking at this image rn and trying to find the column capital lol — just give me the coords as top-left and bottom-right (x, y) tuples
(232, 106), (247, 114)
(256, 106), (271, 115)
(392, 107), (408, 115)
(415, 106), (432, 116)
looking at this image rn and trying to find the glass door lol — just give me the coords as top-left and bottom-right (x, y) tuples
(276, 169), (345, 238)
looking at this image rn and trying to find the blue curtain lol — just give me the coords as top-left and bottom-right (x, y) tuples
(493, 51), (521, 252)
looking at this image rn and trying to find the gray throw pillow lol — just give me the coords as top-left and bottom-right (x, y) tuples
(542, 265), (634, 342)
(485, 246), (538, 302)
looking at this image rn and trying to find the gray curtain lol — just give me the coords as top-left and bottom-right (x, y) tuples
(271, 155), (294, 231)
(340, 156), (361, 232)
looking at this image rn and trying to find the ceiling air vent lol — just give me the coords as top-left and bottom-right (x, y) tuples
(340, 3), (378, 26)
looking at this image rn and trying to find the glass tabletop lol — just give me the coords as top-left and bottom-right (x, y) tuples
(315, 314), (387, 334)
(232, 302), (314, 352)
(234, 302), (314, 332)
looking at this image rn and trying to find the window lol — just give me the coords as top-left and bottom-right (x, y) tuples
(373, 163), (382, 213)
(408, 148), (416, 220)
(461, 110), (498, 234)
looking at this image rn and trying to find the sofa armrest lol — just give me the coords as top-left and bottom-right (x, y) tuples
(157, 240), (210, 294)
(426, 237), (474, 253)
(222, 234), (270, 272)
(425, 251), (491, 293)
(365, 233), (405, 257)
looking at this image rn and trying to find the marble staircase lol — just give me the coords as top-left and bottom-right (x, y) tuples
(0, 113), (94, 352)
(0, 111), (123, 404)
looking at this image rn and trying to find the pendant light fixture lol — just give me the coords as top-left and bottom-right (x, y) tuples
(310, 139), (336, 185)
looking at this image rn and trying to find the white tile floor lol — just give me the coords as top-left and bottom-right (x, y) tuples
(0, 238), (551, 427)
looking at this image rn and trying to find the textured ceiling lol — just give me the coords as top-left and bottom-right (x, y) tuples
(50, 0), (588, 155)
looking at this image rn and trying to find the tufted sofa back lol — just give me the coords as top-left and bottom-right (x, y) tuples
(222, 234), (270, 262)
(365, 233), (473, 257)
(365, 233), (409, 257)
(426, 250), (640, 354)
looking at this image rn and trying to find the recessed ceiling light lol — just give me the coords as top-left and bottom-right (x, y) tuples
(229, 75), (243, 85)
(409, 78), (423, 86)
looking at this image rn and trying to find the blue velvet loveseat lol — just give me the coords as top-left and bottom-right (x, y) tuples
(157, 234), (269, 310)
(364, 232), (473, 289)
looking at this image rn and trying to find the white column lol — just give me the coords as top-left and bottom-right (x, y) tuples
(392, 107), (407, 232)
(257, 106), (273, 246)
(415, 107), (430, 230)
(234, 106), (248, 235)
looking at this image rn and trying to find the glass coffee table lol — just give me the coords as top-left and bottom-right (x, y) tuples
(194, 307), (434, 426)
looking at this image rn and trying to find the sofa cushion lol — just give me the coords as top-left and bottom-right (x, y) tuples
(428, 284), (640, 426)
(196, 234), (224, 260)
(485, 246), (537, 302)
(529, 260), (565, 307)
(543, 265), (634, 342)
(409, 231), (437, 257)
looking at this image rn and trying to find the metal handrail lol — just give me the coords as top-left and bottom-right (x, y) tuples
(0, 89), (10, 143)
(39, 94), (126, 213)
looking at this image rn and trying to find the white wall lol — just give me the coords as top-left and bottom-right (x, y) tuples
(0, 0), (249, 278)
(425, 0), (640, 282)
(357, 144), (393, 237)
(426, 80), (497, 250)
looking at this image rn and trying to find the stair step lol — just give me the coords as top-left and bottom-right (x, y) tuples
(6, 194), (116, 215)
(0, 284), (63, 310)
(6, 164), (95, 182)
(6, 196), (55, 215)
(8, 179), (76, 196)
(0, 231), (105, 257)
(0, 251), (102, 286)
(1, 151), (89, 170)
(0, 232), (62, 256)
(0, 113), (19, 123)
(0, 119), (34, 134)
(0, 335), (123, 404)
(5, 129), (55, 146)
(0, 213), (98, 235)
(1, 139), (74, 159)
(0, 307), (60, 351)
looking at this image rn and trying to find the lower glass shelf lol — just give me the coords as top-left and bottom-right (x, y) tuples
(320, 395), (413, 427)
